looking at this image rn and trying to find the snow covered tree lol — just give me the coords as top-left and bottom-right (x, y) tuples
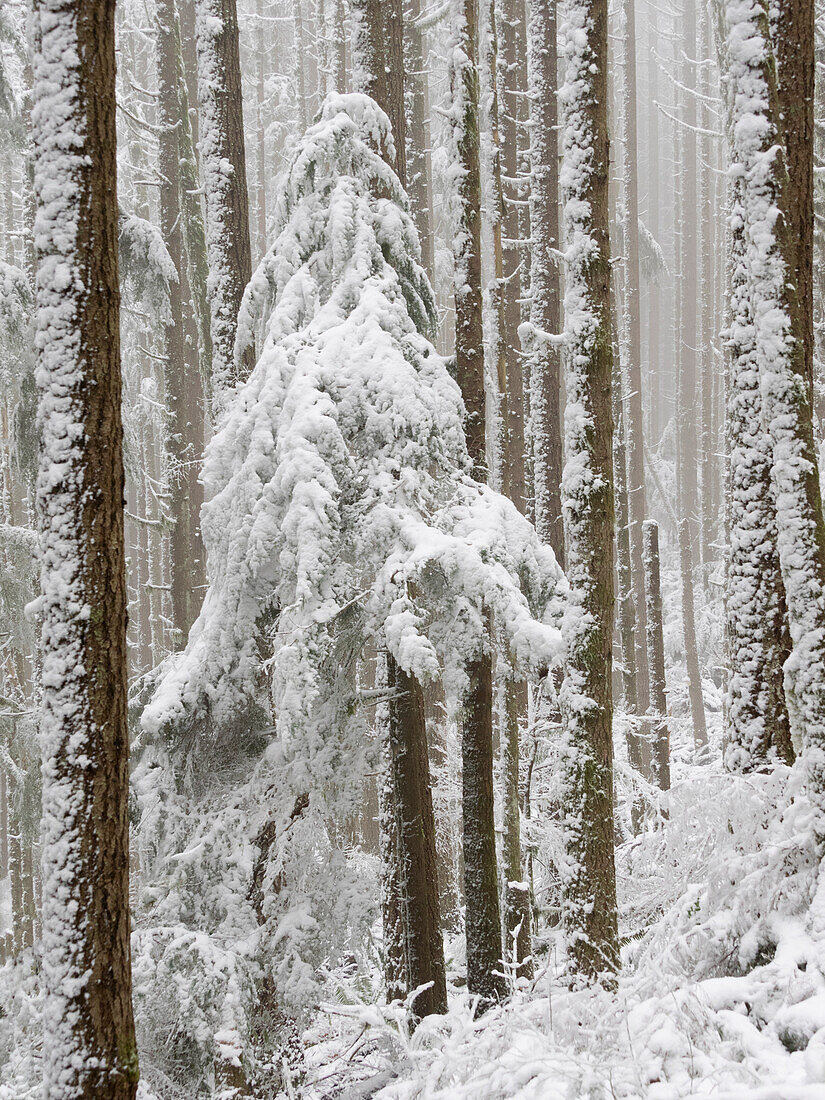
(725, 0), (825, 809)
(195, 0), (254, 414)
(31, 0), (138, 1091)
(724, 169), (794, 771)
(142, 93), (563, 1024)
(448, 0), (509, 1004)
(156, 0), (207, 643)
(557, 0), (619, 980)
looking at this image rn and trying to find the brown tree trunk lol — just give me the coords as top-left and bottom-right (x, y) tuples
(775, 0), (815, 407)
(557, 0), (619, 982)
(621, 0), (650, 717)
(450, 0), (507, 1006)
(32, 0), (138, 1088)
(643, 521), (670, 790)
(195, 0), (255, 411)
(527, 0), (564, 565)
(351, 5), (446, 1016)
(404, 0), (435, 278)
(157, 0), (207, 645)
(386, 656), (448, 1016)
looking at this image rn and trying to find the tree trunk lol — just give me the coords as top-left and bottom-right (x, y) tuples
(643, 521), (671, 790)
(774, 0), (815, 407)
(195, 0), (255, 413)
(404, 0), (435, 278)
(723, 173), (793, 770)
(386, 655), (448, 1016)
(725, 0), (825, 813)
(351, 4), (447, 1016)
(527, 0), (564, 565)
(157, 0), (207, 646)
(32, 0), (138, 1088)
(557, 0), (619, 982)
(450, 0), (507, 1006)
(620, 0), (650, 717)
(678, 517), (709, 752)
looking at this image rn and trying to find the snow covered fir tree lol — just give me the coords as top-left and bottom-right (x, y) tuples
(6, 0), (825, 1092)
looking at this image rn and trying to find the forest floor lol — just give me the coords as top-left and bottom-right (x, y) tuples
(298, 694), (825, 1099)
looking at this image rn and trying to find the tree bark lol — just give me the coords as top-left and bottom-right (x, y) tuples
(386, 655), (448, 1016)
(725, 0), (825, 812)
(620, 0), (650, 716)
(527, 0), (564, 565)
(157, 0), (207, 645)
(723, 173), (793, 770)
(404, 0), (435, 278)
(643, 521), (671, 790)
(450, 0), (507, 1006)
(195, 0), (255, 413)
(32, 0), (138, 1088)
(558, 0), (619, 982)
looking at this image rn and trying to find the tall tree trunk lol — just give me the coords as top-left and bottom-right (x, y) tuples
(527, 0), (564, 565)
(725, 0), (825, 811)
(557, 0), (619, 982)
(643, 520), (671, 790)
(646, 1), (662, 444)
(774, 0), (815, 407)
(621, 0), (650, 717)
(386, 655), (448, 1016)
(157, 0), (207, 645)
(488, 0), (533, 980)
(352, 0), (447, 1016)
(723, 172), (794, 770)
(195, 0), (255, 414)
(32, 0), (138, 1088)
(404, 0), (435, 278)
(450, 0), (507, 1005)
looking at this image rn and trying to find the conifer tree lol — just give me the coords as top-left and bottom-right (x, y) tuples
(557, 0), (619, 980)
(31, 0), (138, 1090)
(195, 0), (254, 413)
(449, 0), (508, 1005)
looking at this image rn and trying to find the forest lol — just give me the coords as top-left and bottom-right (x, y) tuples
(0, 0), (822, 1093)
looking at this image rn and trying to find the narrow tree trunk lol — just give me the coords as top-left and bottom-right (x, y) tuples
(158, 0), (207, 645)
(679, 517), (709, 752)
(558, 0), (619, 981)
(404, 0), (435, 278)
(449, 0), (507, 1005)
(621, 0), (650, 717)
(32, 0), (138, 1087)
(195, 0), (255, 412)
(351, 4), (447, 1016)
(643, 521), (671, 790)
(527, 0), (564, 565)
(386, 655), (448, 1016)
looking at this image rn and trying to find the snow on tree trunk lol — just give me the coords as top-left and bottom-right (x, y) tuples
(157, 0), (207, 644)
(643, 520), (671, 791)
(725, 0), (825, 811)
(404, 0), (435, 279)
(449, 0), (507, 1006)
(526, 0), (564, 565)
(486, 0), (533, 983)
(31, 0), (138, 1090)
(350, 8), (446, 1017)
(386, 653), (448, 1016)
(723, 171), (793, 770)
(195, 0), (254, 416)
(619, 0), (650, 723)
(557, 0), (619, 981)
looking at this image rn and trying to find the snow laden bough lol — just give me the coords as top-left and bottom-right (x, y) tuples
(142, 92), (564, 787)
